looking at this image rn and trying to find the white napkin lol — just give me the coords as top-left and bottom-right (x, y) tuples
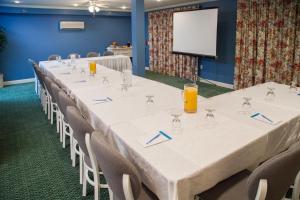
(250, 113), (281, 125)
(138, 131), (172, 148)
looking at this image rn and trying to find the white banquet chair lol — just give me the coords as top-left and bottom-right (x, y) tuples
(199, 142), (300, 200)
(66, 106), (109, 198)
(87, 132), (159, 200)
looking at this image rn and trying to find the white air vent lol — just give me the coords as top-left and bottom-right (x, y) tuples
(59, 21), (85, 30)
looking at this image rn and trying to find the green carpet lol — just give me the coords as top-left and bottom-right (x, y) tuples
(0, 73), (232, 200)
(145, 71), (232, 98)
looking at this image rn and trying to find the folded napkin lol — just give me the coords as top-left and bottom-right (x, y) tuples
(251, 113), (281, 125)
(138, 131), (172, 148)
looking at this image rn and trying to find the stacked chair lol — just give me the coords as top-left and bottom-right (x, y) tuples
(87, 52), (100, 58)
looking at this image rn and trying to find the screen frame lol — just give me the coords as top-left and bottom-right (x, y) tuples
(172, 7), (219, 58)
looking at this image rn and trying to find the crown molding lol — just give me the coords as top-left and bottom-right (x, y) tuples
(0, 4), (130, 13)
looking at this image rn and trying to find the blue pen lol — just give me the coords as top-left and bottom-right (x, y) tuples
(261, 114), (273, 123)
(159, 131), (172, 140)
(251, 113), (260, 118)
(146, 133), (161, 145)
(93, 99), (108, 102)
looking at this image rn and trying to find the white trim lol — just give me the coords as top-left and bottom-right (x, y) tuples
(4, 78), (35, 86)
(199, 78), (234, 89)
(146, 0), (217, 12)
(0, 4), (130, 13)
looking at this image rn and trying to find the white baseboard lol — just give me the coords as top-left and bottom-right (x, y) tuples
(199, 78), (234, 89)
(4, 78), (35, 86)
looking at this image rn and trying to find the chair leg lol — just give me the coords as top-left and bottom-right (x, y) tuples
(108, 188), (113, 200)
(72, 140), (76, 167)
(62, 124), (66, 148)
(82, 162), (87, 197)
(50, 104), (54, 125)
(56, 111), (60, 133)
(60, 118), (63, 143)
(94, 181), (99, 200)
(80, 150), (83, 184)
(47, 97), (51, 120)
(70, 133), (74, 161)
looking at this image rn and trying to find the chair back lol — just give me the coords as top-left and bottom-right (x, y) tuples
(87, 52), (100, 58)
(44, 77), (56, 102)
(66, 106), (94, 156)
(90, 133), (142, 200)
(51, 82), (62, 105)
(247, 144), (300, 200)
(68, 53), (80, 59)
(48, 54), (61, 61)
(57, 91), (76, 123)
(103, 51), (114, 56)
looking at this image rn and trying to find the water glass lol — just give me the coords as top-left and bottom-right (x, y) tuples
(265, 87), (276, 101)
(122, 69), (132, 87)
(102, 76), (110, 86)
(170, 109), (183, 135)
(289, 81), (298, 93)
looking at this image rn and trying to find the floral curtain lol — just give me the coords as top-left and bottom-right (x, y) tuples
(148, 6), (199, 81)
(234, 0), (300, 89)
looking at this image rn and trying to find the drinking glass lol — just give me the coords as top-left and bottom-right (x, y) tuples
(122, 69), (132, 87)
(183, 83), (198, 113)
(102, 76), (110, 86)
(265, 86), (276, 101)
(145, 95), (155, 114)
(203, 98), (217, 128)
(170, 109), (183, 135)
(289, 81), (298, 93)
(89, 61), (97, 76)
(80, 68), (86, 76)
(121, 83), (129, 96)
(56, 56), (62, 63)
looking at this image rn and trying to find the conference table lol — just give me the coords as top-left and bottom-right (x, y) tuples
(39, 57), (300, 200)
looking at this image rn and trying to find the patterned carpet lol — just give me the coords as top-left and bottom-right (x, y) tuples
(0, 73), (232, 200)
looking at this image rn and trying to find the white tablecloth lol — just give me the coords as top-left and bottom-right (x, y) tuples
(39, 59), (300, 200)
(96, 55), (132, 71)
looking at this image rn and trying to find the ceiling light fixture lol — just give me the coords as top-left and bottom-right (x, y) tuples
(73, 3), (79, 7)
(88, 1), (100, 15)
(14, 0), (20, 3)
(121, 6), (127, 10)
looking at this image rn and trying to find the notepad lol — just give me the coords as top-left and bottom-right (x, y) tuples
(251, 113), (281, 125)
(138, 131), (172, 148)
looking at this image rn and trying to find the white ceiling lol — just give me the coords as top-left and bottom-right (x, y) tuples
(0, 0), (214, 12)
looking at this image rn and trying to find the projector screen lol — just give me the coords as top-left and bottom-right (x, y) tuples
(173, 8), (218, 57)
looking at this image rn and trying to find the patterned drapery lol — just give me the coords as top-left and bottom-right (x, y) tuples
(234, 0), (300, 89)
(148, 6), (199, 81)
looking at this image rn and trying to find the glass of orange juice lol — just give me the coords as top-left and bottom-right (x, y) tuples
(183, 83), (198, 113)
(89, 61), (97, 76)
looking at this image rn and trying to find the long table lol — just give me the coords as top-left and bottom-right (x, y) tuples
(40, 57), (300, 200)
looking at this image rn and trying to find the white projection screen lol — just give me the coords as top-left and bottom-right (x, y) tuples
(173, 8), (218, 57)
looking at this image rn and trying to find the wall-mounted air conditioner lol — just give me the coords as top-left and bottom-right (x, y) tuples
(59, 21), (85, 30)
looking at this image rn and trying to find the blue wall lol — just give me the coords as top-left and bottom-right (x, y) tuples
(0, 8), (131, 81)
(145, 0), (237, 84)
(199, 0), (237, 84)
